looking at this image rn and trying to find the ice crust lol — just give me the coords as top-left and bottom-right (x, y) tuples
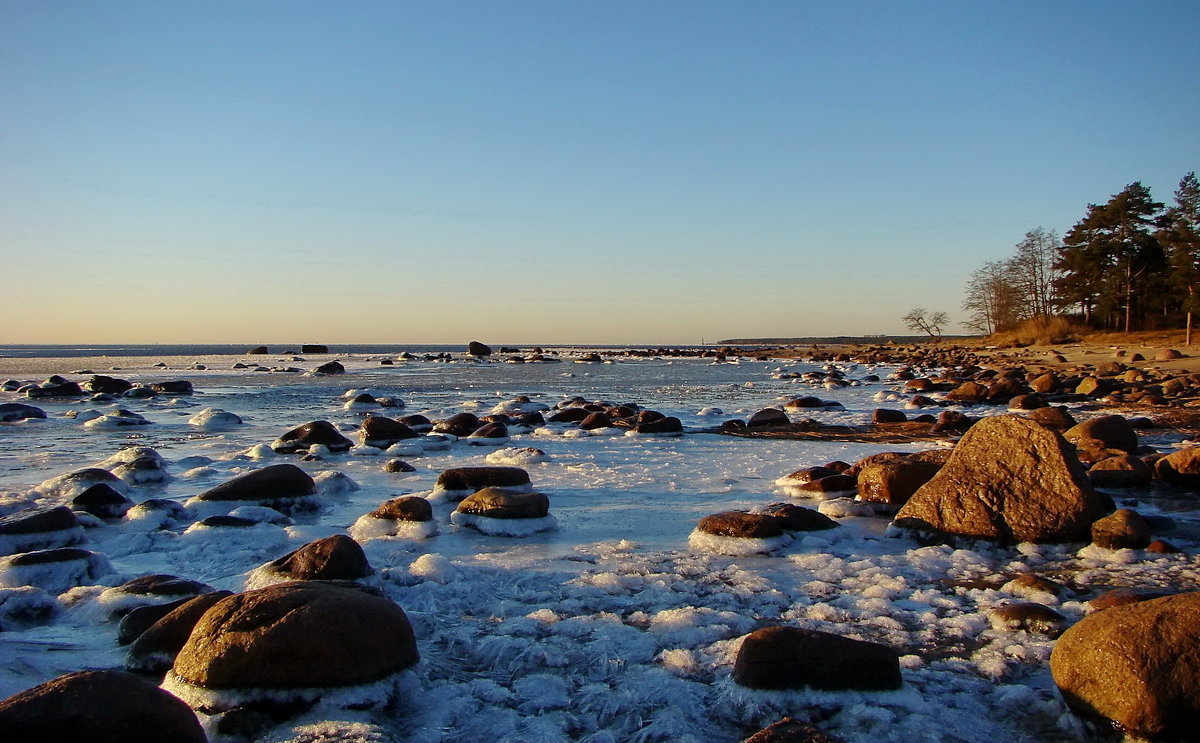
(0, 352), (1195, 742)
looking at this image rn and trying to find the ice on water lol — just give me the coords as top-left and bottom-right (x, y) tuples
(0, 350), (1195, 742)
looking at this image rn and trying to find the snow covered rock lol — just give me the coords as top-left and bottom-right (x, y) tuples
(36, 468), (129, 500)
(774, 466), (838, 489)
(485, 447), (548, 466)
(272, 420), (353, 454)
(187, 464), (319, 513)
(732, 626), (902, 692)
(0, 670), (206, 743)
(0, 547), (112, 594)
(349, 496), (437, 542)
(987, 602), (1067, 635)
(400, 414), (433, 433)
(432, 466), (532, 501)
(689, 511), (791, 556)
(108, 454), (170, 486)
(83, 409), (152, 428)
(124, 498), (192, 531)
(1051, 591), (1200, 740)
(0, 506), (85, 556)
(358, 415), (420, 448)
(162, 582), (419, 712)
(245, 535), (374, 589)
(451, 488), (557, 536)
(785, 474), (857, 500)
(893, 415), (1110, 543)
(187, 407), (243, 429)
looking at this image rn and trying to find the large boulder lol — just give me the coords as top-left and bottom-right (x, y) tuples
(0, 670), (205, 743)
(0, 403), (46, 422)
(164, 582), (418, 710)
(732, 626), (901, 691)
(358, 416), (419, 448)
(467, 341), (492, 356)
(1051, 592), (1200, 740)
(1155, 447), (1200, 490)
(893, 415), (1110, 543)
(855, 458), (941, 507)
(0, 506), (84, 556)
(125, 591), (234, 670)
(254, 535), (373, 585)
(432, 466), (531, 500)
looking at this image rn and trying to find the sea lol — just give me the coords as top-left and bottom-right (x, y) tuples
(0, 346), (1193, 742)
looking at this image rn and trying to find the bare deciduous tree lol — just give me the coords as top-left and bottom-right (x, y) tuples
(902, 307), (948, 341)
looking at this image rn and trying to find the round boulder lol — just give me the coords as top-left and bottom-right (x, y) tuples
(0, 670), (205, 743)
(272, 421), (353, 454)
(1051, 592), (1200, 740)
(164, 582), (419, 710)
(732, 625), (901, 691)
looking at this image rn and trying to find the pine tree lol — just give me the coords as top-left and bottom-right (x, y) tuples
(1162, 172), (1200, 343)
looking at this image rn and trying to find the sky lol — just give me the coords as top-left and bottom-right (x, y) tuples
(2, 1), (1198, 345)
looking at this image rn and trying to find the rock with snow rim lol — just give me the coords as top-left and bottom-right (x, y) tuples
(349, 496), (438, 542)
(449, 488), (557, 537)
(688, 511), (793, 556)
(161, 581), (420, 714)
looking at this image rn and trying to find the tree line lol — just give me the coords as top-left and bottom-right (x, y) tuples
(961, 172), (1200, 340)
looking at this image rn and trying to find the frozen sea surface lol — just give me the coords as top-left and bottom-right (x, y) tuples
(0, 349), (1197, 742)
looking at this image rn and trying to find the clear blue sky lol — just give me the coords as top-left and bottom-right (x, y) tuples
(2, 1), (1197, 344)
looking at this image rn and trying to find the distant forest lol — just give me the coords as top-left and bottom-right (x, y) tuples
(962, 172), (1199, 336)
(717, 335), (966, 345)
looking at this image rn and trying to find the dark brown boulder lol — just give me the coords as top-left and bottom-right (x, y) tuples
(855, 459), (941, 506)
(1090, 509), (1152, 550)
(272, 420), (353, 453)
(301, 344), (329, 354)
(871, 408), (907, 424)
(1007, 394), (1046, 410)
(696, 511), (785, 539)
(433, 412), (482, 437)
(400, 414), (433, 432)
(579, 411), (614, 430)
(313, 361), (345, 374)
(358, 416), (419, 448)
(632, 416), (683, 434)
(931, 410), (973, 433)
(775, 466), (837, 487)
(125, 591), (234, 669)
(758, 503), (837, 531)
(0, 402), (46, 422)
(191, 464), (317, 509)
(748, 408), (790, 428)
(82, 375), (134, 394)
(383, 458), (416, 473)
(1029, 372), (1060, 394)
(454, 488), (549, 519)
(732, 626), (901, 691)
(1156, 348), (1184, 361)
(893, 415), (1109, 543)
(71, 483), (133, 519)
(467, 341), (492, 356)
(795, 474), (857, 497)
(434, 466), (531, 497)
(168, 582), (418, 698)
(116, 574), (212, 598)
(1064, 415), (1139, 454)
(264, 535), (373, 582)
(1051, 592), (1200, 740)
(1089, 588), (1172, 612)
(548, 407), (591, 423)
(785, 396), (825, 409)
(466, 421), (509, 440)
(0, 506), (83, 555)
(369, 496), (433, 522)
(0, 670), (205, 743)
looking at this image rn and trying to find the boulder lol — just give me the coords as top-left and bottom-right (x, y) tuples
(189, 464), (317, 511)
(945, 381), (988, 402)
(165, 582), (418, 707)
(855, 459), (941, 506)
(1087, 454), (1152, 488)
(1064, 415), (1139, 454)
(988, 602), (1068, 635)
(893, 415), (1110, 543)
(383, 458), (416, 473)
(368, 496), (433, 523)
(1154, 447), (1200, 490)
(1051, 592), (1200, 740)
(632, 416), (683, 434)
(259, 535), (373, 583)
(1156, 348), (1184, 361)
(246, 346), (269, 354)
(747, 408), (790, 428)
(26, 381), (84, 398)
(433, 412), (482, 437)
(0, 403), (47, 422)
(0, 506), (84, 556)
(732, 626), (901, 691)
(149, 380), (194, 395)
(0, 670), (206, 743)
(313, 361), (345, 375)
(272, 420), (353, 453)
(794, 474), (857, 498)
(433, 466), (531, 499)
(454, 488), (549, 519)
(1090, 508), (1152, 550)
(696, 511), (785, 539)
(358, 416), (419, 448)
(758, 503), (837, 531)
(1026, 406), (1077, 431)
(123, 591), (234, 661)
(871, 408), (907, 424)
(467, 341), (492, 356)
